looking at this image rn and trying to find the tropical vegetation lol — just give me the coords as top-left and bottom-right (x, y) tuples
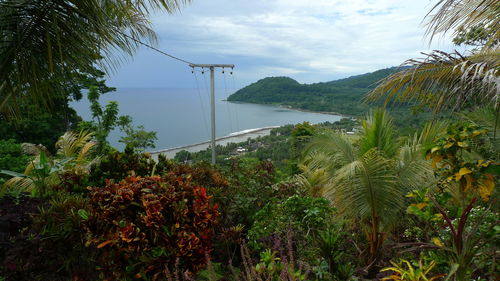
(0, 0), (498, 280)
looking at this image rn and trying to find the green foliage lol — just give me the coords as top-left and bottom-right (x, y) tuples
(453, 25), (492, 47)
(84, 175), (220, 279)
(0, 0), (187, 117)
(1, 131), (98, 197)
(419, 122), (499, 281)
(227, 68), (398, 116)
(88, 147), (173, 186)
(248, 195), (334, 255)
(196, 262), (224, 281)
(304, 109), (438, 267)
(0, 139), (31, 186)
(215, 159), (296, 231)
(0, 192), (97, 281)
(291, 122), (316, 152)
(175, 121), (359, 176)
(255, 249), (284, 279)
(118, 116), (157, 152)
(79, 86), (157, 152)
(0, 101), (81, 151)
(381, 257), (446, 281)
(317, 224), (356, 280)
(29, 193), (97, 280)
(1, 151), (61, 197)
(427, 123), (497, 202)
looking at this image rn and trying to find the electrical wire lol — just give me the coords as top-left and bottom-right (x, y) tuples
(192, 70), (210, 138)
(230, 69), (240, 131)
(222, 69), (234, 133)
(120, 32), (193, 65)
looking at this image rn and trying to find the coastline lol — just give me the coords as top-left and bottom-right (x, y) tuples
(277, 105), (354, 118)
(224, 100), (354, 118)
(150, 126), (279, 160)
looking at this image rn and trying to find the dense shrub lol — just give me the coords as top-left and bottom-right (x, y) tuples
(248, 195), (333, 247)
(1, 193), (96, 281)
(84, 175), (219, 280)
(0, 139), (31, 186)
(0, 194), (47, 262)
(88, 146), (174, 186)
(248, 195), (335, 265)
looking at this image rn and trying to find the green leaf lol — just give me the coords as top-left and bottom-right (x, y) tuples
(77, 209), (89, 220)
(484, 164), (500, 175)
(444, 263), (459, 281)
(0, 170), (26, 178)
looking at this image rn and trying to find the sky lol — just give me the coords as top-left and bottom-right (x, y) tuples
(107, 0), (464, 90)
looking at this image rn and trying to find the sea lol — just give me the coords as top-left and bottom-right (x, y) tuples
(71, 88), (342, 151)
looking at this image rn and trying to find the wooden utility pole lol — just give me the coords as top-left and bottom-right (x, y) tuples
(189, 64), (235, 164)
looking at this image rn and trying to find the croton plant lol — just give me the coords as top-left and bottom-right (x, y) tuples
(84, 174), (219, 280)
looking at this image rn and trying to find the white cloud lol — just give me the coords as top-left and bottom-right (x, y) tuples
(111, 0), (464, 87)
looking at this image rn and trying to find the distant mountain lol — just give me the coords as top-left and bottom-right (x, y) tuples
(227, 68), (398, 115)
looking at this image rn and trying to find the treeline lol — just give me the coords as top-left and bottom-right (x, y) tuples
(227, 68), (397, 114)
(174, 118), (358, 171)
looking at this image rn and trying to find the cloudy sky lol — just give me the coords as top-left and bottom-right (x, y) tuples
(108, 0), (464, 89)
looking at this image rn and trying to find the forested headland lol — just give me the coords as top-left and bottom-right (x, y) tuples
(227, 67), (396, 115)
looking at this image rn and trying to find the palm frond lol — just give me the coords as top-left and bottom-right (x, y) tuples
(405, 120), (449, 149)
(298, 151), (333, 197)
(424, 0), (500, 50)
(77, 141), (98, 162)
(366, 50), (500, 112)
(360, 108), (399, 157)
(3, 176), (35, 193)
(397, 144), (435, 192)
(305, 131), (357, 167)
(327, 149), (401, 229)
(0, 0), (189, 117)
(56, 130), (95, 158)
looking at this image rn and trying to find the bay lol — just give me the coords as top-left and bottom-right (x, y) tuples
(71, 88), (342, 151)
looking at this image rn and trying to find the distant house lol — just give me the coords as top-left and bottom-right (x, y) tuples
(236, 147), (247, 153)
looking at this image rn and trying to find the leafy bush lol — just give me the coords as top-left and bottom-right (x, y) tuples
(88, 147), (173, 186)
(0, 192), (96, 281)
(0, 139), (31, 186)
(84, 175), (219, 279)
(247, 195), (335, 265)
(248, 195), (333, 246)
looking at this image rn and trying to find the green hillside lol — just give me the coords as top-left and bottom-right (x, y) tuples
(227, 68), (397, 115)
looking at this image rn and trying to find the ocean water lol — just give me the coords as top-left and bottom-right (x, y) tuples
(71, 88), (342, 150)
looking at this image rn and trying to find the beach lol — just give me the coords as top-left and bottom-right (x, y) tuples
(150, 126), (279, 160)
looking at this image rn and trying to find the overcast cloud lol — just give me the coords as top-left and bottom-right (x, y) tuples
(108, 0), (466, 89)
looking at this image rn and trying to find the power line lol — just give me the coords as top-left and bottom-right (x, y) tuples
(121, 33), (193, 65)
(192, 70), (210, 138)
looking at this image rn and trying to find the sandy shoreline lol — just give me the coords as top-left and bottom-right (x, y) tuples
(150, 126), (279, 160)
(224, 100), (353, 118)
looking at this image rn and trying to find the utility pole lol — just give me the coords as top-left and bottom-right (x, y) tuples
(189, 64), (235, 164)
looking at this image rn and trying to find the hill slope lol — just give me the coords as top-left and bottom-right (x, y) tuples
(227, 68), (397, 115)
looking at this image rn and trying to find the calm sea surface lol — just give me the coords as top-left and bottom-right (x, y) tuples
(71, 88), (342, 150)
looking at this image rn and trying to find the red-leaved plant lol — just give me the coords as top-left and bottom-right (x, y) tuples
(84, 175), (219, 280)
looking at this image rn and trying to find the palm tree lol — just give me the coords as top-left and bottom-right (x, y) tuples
(302, 109), (445, 264)
(366, 0), (499, 112)
(0, 0), (188, 118)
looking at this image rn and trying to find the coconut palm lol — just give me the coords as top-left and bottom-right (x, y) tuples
(366, 0), (499, 112)
(0, 0), (188, 118)
(302, 109), (445, 264)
